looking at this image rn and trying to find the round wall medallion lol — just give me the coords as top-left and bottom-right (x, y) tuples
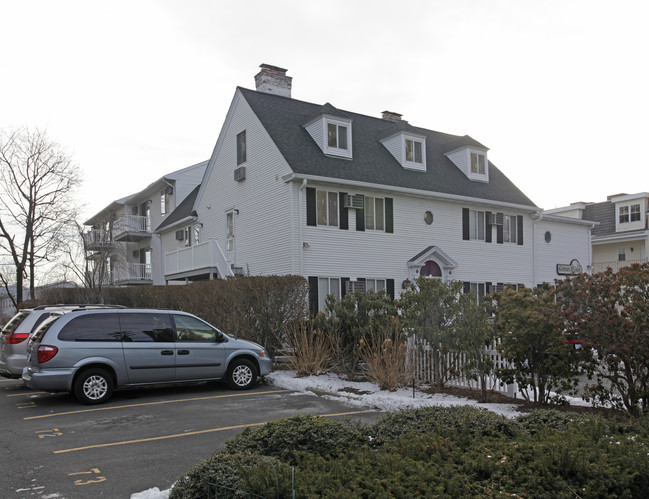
(423, 210), (434, 225)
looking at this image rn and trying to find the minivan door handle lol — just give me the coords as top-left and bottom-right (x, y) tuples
(177, 350), (190, 355)
(160, 350), (174, 355)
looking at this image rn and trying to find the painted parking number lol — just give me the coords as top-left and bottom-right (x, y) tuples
(68, 468), (106, 486)
(35, 428), (62, 438)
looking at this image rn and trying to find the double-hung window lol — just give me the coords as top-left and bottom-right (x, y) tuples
(620, 203), (641, 223)
(365, 279), (386, 293)
(160, 190), (170, 216)
(236, 130), (247, 165)
(364, 196), (385, 231)
(318, 277), (340, 314)
(471, 152), (486, 174)
(316, 190), (339, 227)
(226, 211), (234, 251)
(469, 210), (485, 240)
(503, 214), (518, 244)
(405, 139), (423, 164)
(327, 122), (348, 151)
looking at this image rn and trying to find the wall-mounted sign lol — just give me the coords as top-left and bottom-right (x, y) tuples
(557, 259), (582, 275)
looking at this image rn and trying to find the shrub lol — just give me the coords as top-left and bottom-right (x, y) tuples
(281, 320), (333, 376)
(223, 414), (365, 465)
(170, 451), (292, 499)
(359, 317), (411, 391)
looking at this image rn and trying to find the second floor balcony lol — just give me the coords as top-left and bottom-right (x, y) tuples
(591, 257), (648, 274)
(83, 229), (113, 252)
(112, 263), (152, 286)
(114, 215), (151, 242)
(164, 240), (234, 282)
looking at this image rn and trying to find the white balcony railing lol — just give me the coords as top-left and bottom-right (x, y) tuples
(591, 258), (648, 274)
(114, 215), (150, 239)
(164, 240), (233, 279)
(113, 263), (152, 283)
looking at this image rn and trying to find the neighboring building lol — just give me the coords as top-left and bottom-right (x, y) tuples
(155, 64), (593, 312)
(546, 193), (649, 273)
(84, 161), (208, 286)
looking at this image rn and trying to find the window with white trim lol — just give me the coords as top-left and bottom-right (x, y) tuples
(503, 214), (518, 244)
(316, 190), (338, 227)
(364, 196), (385, 231)
(466, 282), (486, 304)
(226, 211), (234, 252)
(365, 279), (386, 293)
(618, 247), (626, 261)
(318, 277), (340, 314)
(469, 210), (485, 240)
(405, 138), (423, 164)
(327, 121), (348, 152)
(160, 189), (171, 216)
(471, 152), (485, 174)
(236, 130), (247, 165)
(619, 203), (641, 223)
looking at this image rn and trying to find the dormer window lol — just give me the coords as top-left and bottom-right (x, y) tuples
(619, 203), (641, 223)
(471, 152), (485, 174)
(405, 138), (423, 164)
(324, 118), (352, 157)
(327, 122), (348, 150)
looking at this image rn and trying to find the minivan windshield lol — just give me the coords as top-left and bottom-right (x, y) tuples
(2, 311), (30, 334)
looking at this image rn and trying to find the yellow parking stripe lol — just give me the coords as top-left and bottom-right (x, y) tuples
(23, 390), (290, 420)
(53, 410), (373, 454)
(7, 392), (46, 397)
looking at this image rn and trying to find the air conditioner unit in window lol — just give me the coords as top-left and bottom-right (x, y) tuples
(346, 280), (366, 293)
(490, 213), (503, 225)
(343, 194), (364, 209)
(175, 230), (185, 240)
(234, 166), (246, 182)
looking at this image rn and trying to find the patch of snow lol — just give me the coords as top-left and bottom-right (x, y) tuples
(130, 487), (170, 499)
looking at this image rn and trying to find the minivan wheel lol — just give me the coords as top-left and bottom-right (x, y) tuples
(226, 359), (257, 390)
(73, 368), (114, 405)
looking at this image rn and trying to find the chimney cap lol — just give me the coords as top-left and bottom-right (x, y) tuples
(259, 63), (288, 75)
(381, 110), (403, 121)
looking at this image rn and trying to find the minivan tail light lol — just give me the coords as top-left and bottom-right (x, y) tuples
(37, 345), (58, 363)
(5, 333), (29, 344)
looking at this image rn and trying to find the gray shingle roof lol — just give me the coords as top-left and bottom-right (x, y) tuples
(583, 201), (615, 236)
(155, 184), (200, 232)
(239, 87), (536, 207)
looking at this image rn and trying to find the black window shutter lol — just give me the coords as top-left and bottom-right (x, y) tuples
(462, 208), (470, 240)
(463, 281), (471, 294)
(385, 198), (393, 233)
(356, 204), (365, 231)
(339, 192), (349, 230)
(496, 213), (504, 244)
(306, 188), (316, 227)
(341, 277), (350, 298)
(386, 279), (395, 300)
(517, 215), (524, 245)
(486, 282), (493, 295)
(485, 211), (492, 243)
(308, 276), (318, 316)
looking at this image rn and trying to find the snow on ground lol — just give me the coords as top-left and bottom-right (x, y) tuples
(266, 370), (523, 418)
(130, 370), (525, 498)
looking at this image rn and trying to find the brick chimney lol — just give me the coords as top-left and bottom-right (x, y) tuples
(381, 110), (402, 122)
(254, 64), (292, 98)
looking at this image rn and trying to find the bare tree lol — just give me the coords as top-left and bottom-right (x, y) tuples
(0, 127), (82, 307)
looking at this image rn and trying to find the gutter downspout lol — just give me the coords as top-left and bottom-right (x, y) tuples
(298, 179), (307, 276)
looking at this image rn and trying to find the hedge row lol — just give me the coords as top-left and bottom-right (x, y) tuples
(170, 407), (649, 498)
(33, 275), (309, 358)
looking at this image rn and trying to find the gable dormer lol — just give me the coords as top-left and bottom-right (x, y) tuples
(444, 136), (490, 183)
(304, 103), (353, 159)
(379, 117), (427, 172)
(609, 193), (648, 233)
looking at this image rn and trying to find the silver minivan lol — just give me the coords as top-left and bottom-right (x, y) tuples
(23, 308), (271, 404)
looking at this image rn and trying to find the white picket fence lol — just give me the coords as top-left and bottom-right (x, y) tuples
(406, 336), (518, 398)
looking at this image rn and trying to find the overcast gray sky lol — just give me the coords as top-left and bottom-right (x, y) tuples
(2, 0), (648, 220)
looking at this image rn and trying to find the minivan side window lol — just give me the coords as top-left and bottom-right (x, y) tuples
(120, 313), (174, 342)
(58, 313), (122, 342)
(173, 315), (222, 343)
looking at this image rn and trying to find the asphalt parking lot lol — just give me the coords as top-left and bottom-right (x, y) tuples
(0, 377), (379, 498)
